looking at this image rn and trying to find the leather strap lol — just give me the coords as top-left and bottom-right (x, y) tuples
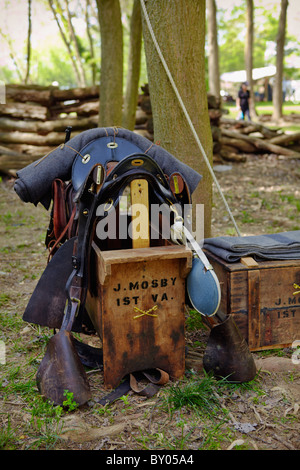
(52, 179), (67, 239)
(47, 204), (77, 262)
(96, 369), (169, 406)
(62, 164), (105, 329)
(73, 338), (170, 404)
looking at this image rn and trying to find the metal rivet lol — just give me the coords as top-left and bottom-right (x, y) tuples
(107, 142), (118, 149)
(131, 158), (144, 166)
(104, 199), (114, 211)
(83, 209), (89, 216)
(82, 154), (91, 164)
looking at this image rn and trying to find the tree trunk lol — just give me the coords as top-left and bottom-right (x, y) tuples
(85, 0), (97, 85)
(141, 0), (213, 237)
(122, 0), (142, 130)
(245, 0), (257, 118)
(25, 0), (32, 84)
(0, 29), (24, 82)
(64, 0), (87, 87)
(96, 0), (123, 127)
(273, 0), (289, 121)
(207, 0), (220, 99)
(48, 0), (83, 86)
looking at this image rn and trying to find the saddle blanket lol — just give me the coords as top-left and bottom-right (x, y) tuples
(203, 230), (300, 262)
(14, 127), (202, 210)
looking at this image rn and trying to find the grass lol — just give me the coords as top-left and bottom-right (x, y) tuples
(1, 183), (299, 451)
(223, 100), (300, 132)
(165, 374), (222, 417)
(136, 371), (267, 450)
(0, 361), (79, 449)
(185, 309), (206, 332)
(163, 371), (264, 419)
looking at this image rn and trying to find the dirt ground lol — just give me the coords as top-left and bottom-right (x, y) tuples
(0, 151), (299, 451)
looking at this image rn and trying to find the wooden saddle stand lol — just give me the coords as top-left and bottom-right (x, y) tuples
(22, 138), (256, 407)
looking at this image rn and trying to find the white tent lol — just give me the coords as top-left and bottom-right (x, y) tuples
(220, 66), (276, 83)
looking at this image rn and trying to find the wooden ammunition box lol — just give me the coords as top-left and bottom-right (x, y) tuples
(205, 251), (300, 351)
(86, 243), (192, 388)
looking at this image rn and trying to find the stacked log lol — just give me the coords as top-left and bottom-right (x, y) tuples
(135, 92), (300, 162)
(2, 84), (299, 175)
(207, 93), (223, 161)
(0, 84), (100, 174)
(0, 83), (156, 174)
(218, 117), (300, 161)
(0, 83), (236, 174)
(134, 84), (153, 141)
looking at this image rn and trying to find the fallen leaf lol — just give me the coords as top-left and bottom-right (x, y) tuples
(233, 422), (257, 434)
(284, 403), (299, 417)
(59, 415), (126, 443)
(21, 326), (31, 334)
(227, 439), (245, 450)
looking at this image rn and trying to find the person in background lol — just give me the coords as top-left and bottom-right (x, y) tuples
(282, 77), (287, 102)
(236, 82), (251, 120)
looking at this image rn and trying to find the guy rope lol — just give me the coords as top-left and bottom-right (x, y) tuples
(140, 0), (241, 236)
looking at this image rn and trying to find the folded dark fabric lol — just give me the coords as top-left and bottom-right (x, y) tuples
(203, 231), (300, 262)
(14, 127), (202, 210)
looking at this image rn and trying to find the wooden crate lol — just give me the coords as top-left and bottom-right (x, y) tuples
(205, 251), (300, 351)
(86, 243), (192, 388)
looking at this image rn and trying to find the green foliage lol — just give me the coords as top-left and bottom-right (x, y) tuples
(31, 46), (78, 88)
(164, 373), (222, 418)
(26, 395), (64, 450)
(217, 6), (246, 73)
(62, 390), (79, 412)
(0, 417), (15, 450)
(216, 2), (300, 74)
(186, 309), (205, 332)
(1, 0), (300, 88)
(0, 66), (17, 84)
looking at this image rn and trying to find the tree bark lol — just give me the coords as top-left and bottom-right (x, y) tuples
(273, 0), (289, 121)
(96, 0), (123, 127)
(25, 0), (32, 84)
(207, 0), (220, 99)
(141, 0), (213, 237)
(122, 0), (142, 130)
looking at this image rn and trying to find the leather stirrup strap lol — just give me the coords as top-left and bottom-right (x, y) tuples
(96, 368), (170, 406)
(130, 368), (169, 397)
(47, 204), (77, 262)
(63, 164), (105, 328)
